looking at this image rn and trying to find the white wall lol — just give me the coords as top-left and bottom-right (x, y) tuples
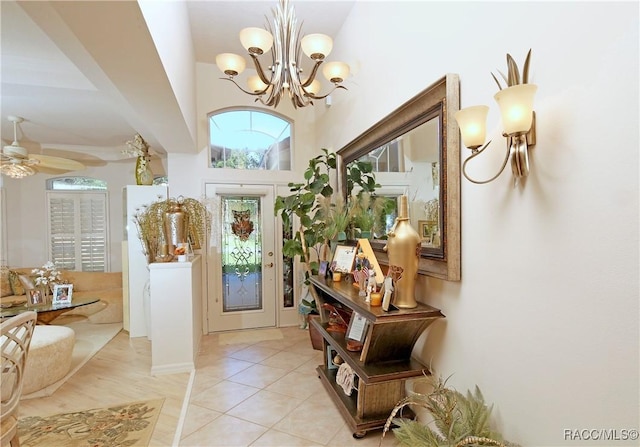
(316, 2), (639, 445)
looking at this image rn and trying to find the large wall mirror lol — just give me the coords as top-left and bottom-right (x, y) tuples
(338, 74), (461, 281)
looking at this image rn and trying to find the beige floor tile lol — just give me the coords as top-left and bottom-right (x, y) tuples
(180, 414), (268, 447)
(287, 338), (320, 355)
(227, 389), (304, 427)
(196, 356), (254, 379)
(181, 403), (223, 439)
(259, 350), (315, 371)
(264, 370), (324, 399)
(190, 380), (260, 413)
(294, 353), (324, 374)
(272, 396), (344, 445)
(326, 422), (399, 446)
(227, 363), (289, 388)
(228, 345), (281, 363)
(250, 428), (324, 446)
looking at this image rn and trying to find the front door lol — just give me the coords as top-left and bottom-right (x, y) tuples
(205, 184), (277, 331)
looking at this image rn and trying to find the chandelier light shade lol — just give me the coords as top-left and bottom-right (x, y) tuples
(248, 75), (269, 93)
(216, 53), (247, 77)
(322, 61), (350, 83)
(300, 34), (333, 59)
(454, 49), (537, 185)
(215, 0), (350, 108)
(239, 28), (274, 55)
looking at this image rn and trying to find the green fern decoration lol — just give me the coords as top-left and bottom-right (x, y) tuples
(382, 375), (521, 447)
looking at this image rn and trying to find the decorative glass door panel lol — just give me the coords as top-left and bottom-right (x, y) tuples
(222, 197), (262, 312)
(205, 184), (276, 331)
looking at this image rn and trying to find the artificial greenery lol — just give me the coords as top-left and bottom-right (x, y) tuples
(382, 375), (520, 447)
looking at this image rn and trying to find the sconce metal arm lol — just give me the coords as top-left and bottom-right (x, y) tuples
(462, 140), (511, 185)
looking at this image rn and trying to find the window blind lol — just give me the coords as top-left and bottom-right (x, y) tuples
(47, 191), (109, 272)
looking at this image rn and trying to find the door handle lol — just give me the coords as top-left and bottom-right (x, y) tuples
(265, 262), (274, 268)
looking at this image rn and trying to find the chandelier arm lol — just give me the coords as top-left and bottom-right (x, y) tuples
(305, 84), (347, 100)
(462, 140), (512, 185)
(219, 77), (268, 97)
(249, 54), (275, 86)
(301, 60), (323, 88)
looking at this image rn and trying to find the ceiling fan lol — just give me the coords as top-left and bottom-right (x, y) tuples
(1, 116), (85, 179)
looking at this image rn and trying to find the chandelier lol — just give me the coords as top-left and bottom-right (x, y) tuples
(215, 0), (350, 109)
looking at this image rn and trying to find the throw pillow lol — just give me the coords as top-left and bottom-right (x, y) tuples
(0, 267), (11, 297)
(8, 270), (26, 295)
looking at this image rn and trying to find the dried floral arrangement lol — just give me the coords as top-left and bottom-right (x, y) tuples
(122, 134), (152, 179)
(133, 196), (211, 264)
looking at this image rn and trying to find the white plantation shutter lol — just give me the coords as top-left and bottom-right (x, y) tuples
(47, 191), (109, 272)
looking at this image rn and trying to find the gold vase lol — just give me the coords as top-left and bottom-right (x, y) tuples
(135, 155), (153, 185)
(385, 196), (420, 308)
(163, 201), (188, 256)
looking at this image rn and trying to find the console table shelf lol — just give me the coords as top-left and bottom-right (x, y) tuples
(309, 276), (445, 438)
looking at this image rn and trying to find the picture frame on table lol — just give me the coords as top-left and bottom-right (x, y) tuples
(318, 260), (329, 278)
(52, 284), (73, 305)
(331, 244), (357, 273)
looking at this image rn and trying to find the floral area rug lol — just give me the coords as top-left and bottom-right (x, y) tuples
(18, 398), (164, 447)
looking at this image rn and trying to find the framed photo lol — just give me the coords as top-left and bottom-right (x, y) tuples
(52, 284), (73, 305)
(318, 261), (329, 278)
(418, 220), (437, 244)
(331, 244), (357, 273)
(346, 312), (369, 344)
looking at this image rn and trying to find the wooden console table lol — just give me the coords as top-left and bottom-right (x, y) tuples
(309, 276), (444, 438)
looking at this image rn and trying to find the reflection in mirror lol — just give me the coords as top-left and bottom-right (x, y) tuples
(338, 74), (460, 281)
(349, 112), (443, 255)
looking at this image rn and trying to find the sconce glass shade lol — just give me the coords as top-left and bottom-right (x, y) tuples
(301, 33), (333, 60)
(494, 84), (537, 135)
(239, 27), (274, 55)
(248, 75), (268, 93)
(454, 105), (489, 149)
(322, 61), (350, 83)
(216, 53), (246, 76)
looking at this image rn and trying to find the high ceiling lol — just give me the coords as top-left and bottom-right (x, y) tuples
(0, 0), (354, 162)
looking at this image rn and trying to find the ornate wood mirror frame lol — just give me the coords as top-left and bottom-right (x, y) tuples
(337, 74), (461, 281)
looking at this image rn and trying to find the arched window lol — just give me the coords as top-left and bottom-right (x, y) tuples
(208, 108), (292, 170)
(45, 176), (109, 271)
(47, 176), (107, 190)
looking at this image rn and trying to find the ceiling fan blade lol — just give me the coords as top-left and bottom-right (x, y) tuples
(30, 154), (85, 171)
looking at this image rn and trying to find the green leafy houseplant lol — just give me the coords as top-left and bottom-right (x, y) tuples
(274, 149), (379, 281)
(382, 375), (520, 447)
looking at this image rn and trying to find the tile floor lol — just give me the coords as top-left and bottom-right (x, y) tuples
(179, 326), (400, 447)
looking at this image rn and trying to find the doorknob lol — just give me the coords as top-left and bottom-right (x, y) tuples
(265, 262), (274, 268)
(268, 251), (273, 256)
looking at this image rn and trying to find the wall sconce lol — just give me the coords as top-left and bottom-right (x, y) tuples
(455, 50), (537, 185)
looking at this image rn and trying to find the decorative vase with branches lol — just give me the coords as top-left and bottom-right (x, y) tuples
(133, 196), (211, 264)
